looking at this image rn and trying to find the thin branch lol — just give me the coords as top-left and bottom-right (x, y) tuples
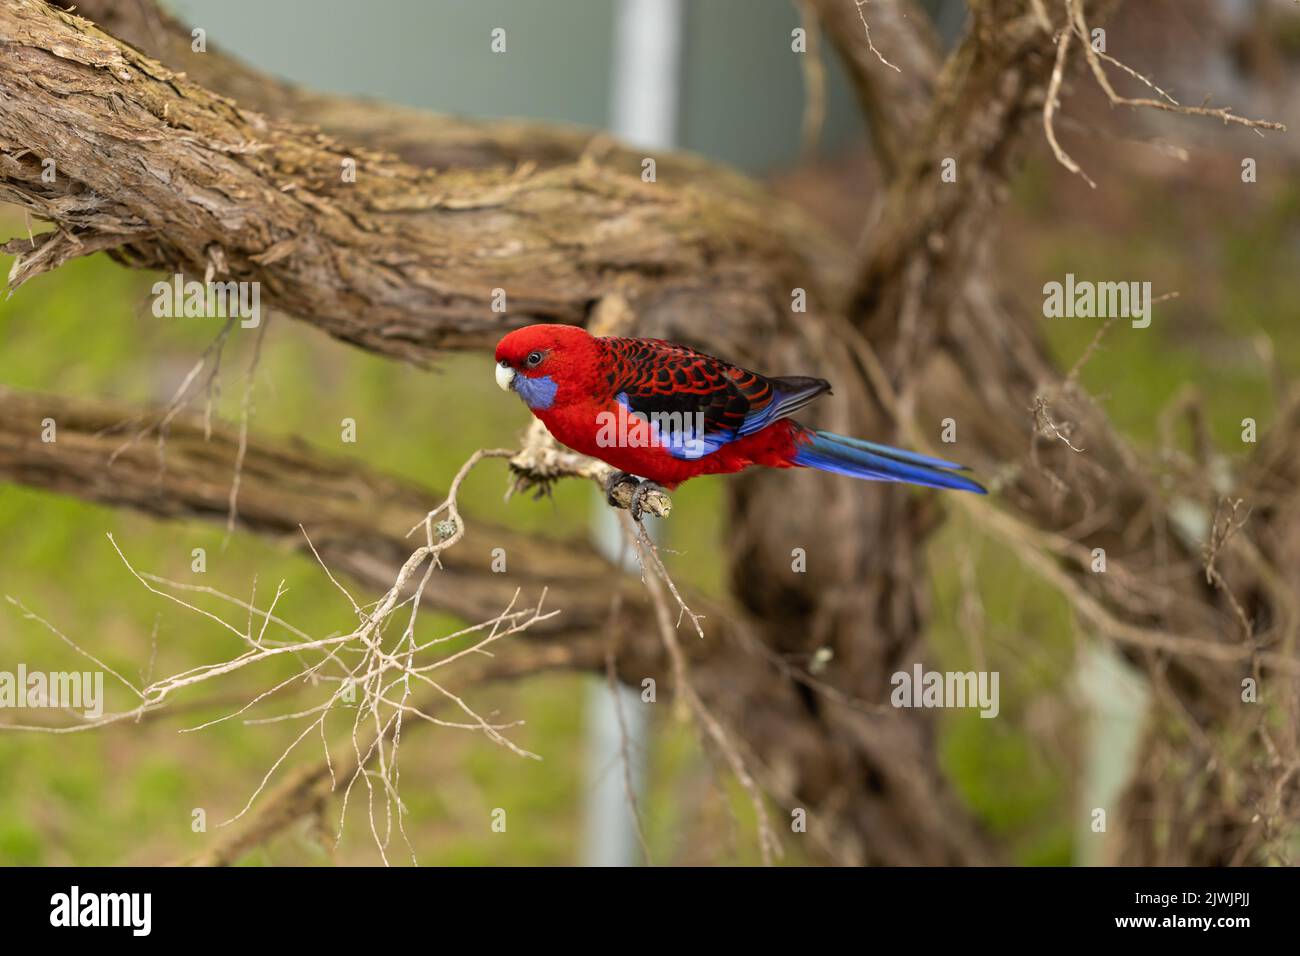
(854, 0), (901, 72)
(1043, 17), (1097, 189)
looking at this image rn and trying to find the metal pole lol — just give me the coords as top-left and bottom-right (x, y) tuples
(580, 0), (682, 867)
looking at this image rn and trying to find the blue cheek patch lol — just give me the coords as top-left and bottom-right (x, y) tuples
(515, 374), (558, 411)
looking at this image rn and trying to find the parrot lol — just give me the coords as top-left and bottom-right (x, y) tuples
(494, 324), (986, 519)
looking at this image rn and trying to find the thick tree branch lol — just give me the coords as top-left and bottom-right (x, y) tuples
(0, 384), (997, 864)
(0, 0), (835, 367)
(809, 0), (942, 176)
(817, 0), (1299, 864)
(0, 385), (636, 635)
(56, 0), (786, 190)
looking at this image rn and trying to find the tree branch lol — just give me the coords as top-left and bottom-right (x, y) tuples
(1, 0), (836, 366)
(809, 0), (942, 176)
(0, 385), (641, 636)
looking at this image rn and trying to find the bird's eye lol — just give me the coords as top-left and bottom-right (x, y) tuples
(498, 359), (510, 368)
(525, 351), (544, 368)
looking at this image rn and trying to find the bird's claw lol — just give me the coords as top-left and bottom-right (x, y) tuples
(604, 472), (665, 521)
(629, 480), (665, 523)
(604, 471), (640, 509)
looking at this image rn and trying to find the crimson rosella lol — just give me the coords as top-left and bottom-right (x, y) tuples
(495, 325), (986, 518)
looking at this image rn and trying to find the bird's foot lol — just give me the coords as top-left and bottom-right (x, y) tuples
(629, 480), (666, 523)
(604, 471), (641, 509)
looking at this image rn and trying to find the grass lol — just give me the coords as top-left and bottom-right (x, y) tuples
(0, 226), (733, 865)
(0, 154), (1296, 864)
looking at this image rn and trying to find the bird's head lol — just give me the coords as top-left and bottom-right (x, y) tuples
(494, 324), (601, 412)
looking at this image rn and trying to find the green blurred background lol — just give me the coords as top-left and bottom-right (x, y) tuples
(0, 0), (1297, 865)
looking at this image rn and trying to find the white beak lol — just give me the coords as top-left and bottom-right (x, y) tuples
(495, 362), (516, 392)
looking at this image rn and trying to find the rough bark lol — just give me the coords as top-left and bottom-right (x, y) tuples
(0, 386), (636, 634)
(0, 1), (832, 363)
(54, 0), (797, 187)
(807, 0), (942, 175)
(0, 0), (998, 865)
(0, 384), (960, 865)
(822, 0), (1299, 865)
(3, 0), (1295, 865)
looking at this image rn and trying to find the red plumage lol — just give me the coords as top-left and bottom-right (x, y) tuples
(494, 324), (985, 496)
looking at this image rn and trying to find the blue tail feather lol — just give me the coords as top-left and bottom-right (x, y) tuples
(793, 429), (987, 494)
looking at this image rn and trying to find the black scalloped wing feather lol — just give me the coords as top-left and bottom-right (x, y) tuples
(601, 337), (831, 457)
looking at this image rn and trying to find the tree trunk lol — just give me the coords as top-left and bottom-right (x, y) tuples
(2, 0), (1296, 865)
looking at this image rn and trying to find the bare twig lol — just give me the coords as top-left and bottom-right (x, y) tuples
(1044, 16), (1097, 189)
(624, 515), (780, 865)
(854, 0), (901, 72)
(1069, 0), (1286, 135)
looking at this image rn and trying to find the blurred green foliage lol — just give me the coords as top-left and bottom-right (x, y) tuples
(0, 220), (731, 865)
(0, 156), (1295, 865)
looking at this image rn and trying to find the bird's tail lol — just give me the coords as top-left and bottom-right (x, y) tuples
(792, 428), (987, 494)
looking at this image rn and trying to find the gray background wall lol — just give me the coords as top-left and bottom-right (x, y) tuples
(169, 0), (886, 172)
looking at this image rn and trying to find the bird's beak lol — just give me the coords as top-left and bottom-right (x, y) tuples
(495, 362), (516, 392)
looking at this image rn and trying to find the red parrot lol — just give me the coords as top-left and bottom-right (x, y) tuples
(495, 325), (985, 518)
